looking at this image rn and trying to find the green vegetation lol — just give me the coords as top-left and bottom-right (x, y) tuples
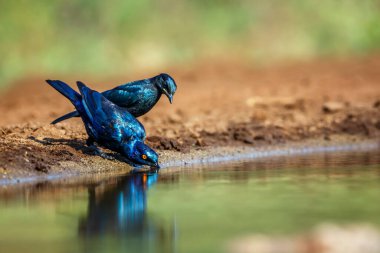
(1, 0), (380, 87)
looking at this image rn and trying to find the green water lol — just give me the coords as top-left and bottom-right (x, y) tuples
(0, 151), (379, 253)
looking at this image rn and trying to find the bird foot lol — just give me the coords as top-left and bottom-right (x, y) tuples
(88, 145), (115, 160)
(98, 151), (115, 160)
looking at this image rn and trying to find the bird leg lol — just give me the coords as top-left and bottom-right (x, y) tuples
(86, 138), (115, 160)
(86, 137), (95, 147)
(93, 147), (115, 160)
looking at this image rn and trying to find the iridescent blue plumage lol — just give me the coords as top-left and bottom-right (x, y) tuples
(46, 79), (160, 170)
(51, 73), (177, 124)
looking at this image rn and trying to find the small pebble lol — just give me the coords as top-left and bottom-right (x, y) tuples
(322, 101), (345, 113)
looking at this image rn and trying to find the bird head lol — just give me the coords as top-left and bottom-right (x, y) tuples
(123, 140), (160, 169)
(156, 73), (177, 104)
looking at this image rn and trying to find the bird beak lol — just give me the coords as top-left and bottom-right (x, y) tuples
(163, 89), (173, 104)
(149, 163), (160, 173)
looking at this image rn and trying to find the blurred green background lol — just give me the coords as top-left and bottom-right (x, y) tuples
(1, 0), (380, 88)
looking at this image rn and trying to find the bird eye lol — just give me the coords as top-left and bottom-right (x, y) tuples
(142, 154), (147, 160)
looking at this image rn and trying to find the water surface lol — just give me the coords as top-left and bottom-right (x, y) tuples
(1, 150), (380, 253)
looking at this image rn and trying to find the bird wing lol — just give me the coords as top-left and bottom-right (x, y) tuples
(101, 80), (147, 107)
(77, 82), (145, 143)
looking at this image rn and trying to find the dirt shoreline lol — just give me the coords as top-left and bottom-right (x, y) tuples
(0, 136), (378, 186)
(0, 55), (380, 183)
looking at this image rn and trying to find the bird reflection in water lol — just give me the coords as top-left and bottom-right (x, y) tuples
(79, 173), (176, 253)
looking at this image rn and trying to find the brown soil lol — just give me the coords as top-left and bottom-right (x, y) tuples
(0, 55), (380, 180)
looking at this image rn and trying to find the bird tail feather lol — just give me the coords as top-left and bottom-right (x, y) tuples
(51, 111), (80, 124)
(46, 80), (81, 104)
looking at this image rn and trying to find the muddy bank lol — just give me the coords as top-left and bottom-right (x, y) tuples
(1, 137), (379, 186)
(0, 55), (380, 180)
